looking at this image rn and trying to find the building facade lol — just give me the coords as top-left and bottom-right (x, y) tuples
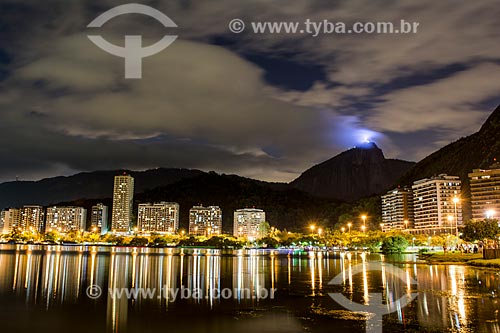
(137, 202), (179, 234)
(189, 206), (222, 236)
(91, 203), (109, 235)
(469, 164), (500, 220)
(0, 211), (4, 234)
(111, 174), (135, 233)
(45, 206), (87, 233)
(2, 208), (20, 233)
(412, 174), (462, 231)
(233, 208), (266, 239)
(20, 205), (45, 232)
(381, 187), (414, 231)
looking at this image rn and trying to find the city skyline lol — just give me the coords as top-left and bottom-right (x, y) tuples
(2, 165), (497, 236)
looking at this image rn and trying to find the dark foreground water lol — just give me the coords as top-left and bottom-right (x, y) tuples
(0, 244), (499, 333)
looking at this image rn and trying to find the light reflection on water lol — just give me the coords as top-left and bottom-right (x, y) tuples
(0, 244), (499, 333)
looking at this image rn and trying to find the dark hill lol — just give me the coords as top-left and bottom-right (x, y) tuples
(61, 172), (342, 232)
(0, 168), (203, 209)
(398, 104), (500, 219)
(399, 104), (500, 183)
(291, 142), (415, 201)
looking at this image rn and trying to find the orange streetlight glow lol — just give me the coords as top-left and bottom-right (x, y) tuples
(361, 215), (367, 227)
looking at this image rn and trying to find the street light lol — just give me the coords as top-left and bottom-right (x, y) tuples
(361, 225), (366, 232)
(347, 223), (352, 232)
(361, 215), (367, 227)
(404, 220), (408, 231)
(341, 227), (345, 233)
(309, 224), (316, 233)
(486, 210), (495, 219)
(318, 228), (323, 236)
(380, 223), (384, 232)
(447, 215), (454, 234)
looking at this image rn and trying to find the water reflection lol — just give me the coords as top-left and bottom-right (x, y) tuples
(0, 245), (499, 333)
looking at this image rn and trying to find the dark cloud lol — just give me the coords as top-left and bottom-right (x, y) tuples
(0, 0), (499, 182)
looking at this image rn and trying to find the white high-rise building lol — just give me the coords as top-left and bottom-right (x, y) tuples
(1, 208), (20, 234)
(0, 211), (4, 233)
(137, 202), (179, 234)
(20, 205), (44, 232)
(111, 175), (134, 233)
(233, 208), (266, 240)
(91, 203), (109, 235)
(469, 164), (500, 221)
(381, 187), (414, 231)
(45, 206), (87, 233)
(412, 174), (462, 231)
(189, 206), (222, 236)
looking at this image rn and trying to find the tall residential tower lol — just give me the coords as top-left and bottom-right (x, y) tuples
(412, 174), (462, 231)
(469, 163), (500, 220)
(189, 206), (222, 236)
(233, 208), (266, 240)
(111, 174), (135, 233)
(45, 206), (87, 233)
(20, 205), (44, 232)
(91, 203), (109, 235)
(381, 187), (414, 231)
(137, 202), (179, 234)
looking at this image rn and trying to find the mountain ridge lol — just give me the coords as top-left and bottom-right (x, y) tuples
(290, 142), (416, 201)
(397, 104), (500, 220)
(0, 168), (204, 209)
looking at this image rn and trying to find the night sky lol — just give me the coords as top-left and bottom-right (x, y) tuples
(0, 1), (499, 183)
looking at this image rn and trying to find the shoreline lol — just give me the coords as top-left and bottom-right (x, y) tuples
(419, 252), (500, 268)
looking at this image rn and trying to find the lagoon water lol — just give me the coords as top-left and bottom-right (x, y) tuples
(0, 244), (499, 333)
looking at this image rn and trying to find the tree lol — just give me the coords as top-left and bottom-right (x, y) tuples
(128, 236), (149, 247)
(85, 233), (101, 243)
(461, 219), (500, 242)
(257, 236), (279, 248)
(258, 221), (271, 238)
(44, 231), (61, 244)
(381, 235), (408, 254)
(338, 213), (353, 226)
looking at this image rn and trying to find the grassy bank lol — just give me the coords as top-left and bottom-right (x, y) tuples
(468, 259), (500, 268)
(419, 252), (500, 268)
(419, 252), (483, 264)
